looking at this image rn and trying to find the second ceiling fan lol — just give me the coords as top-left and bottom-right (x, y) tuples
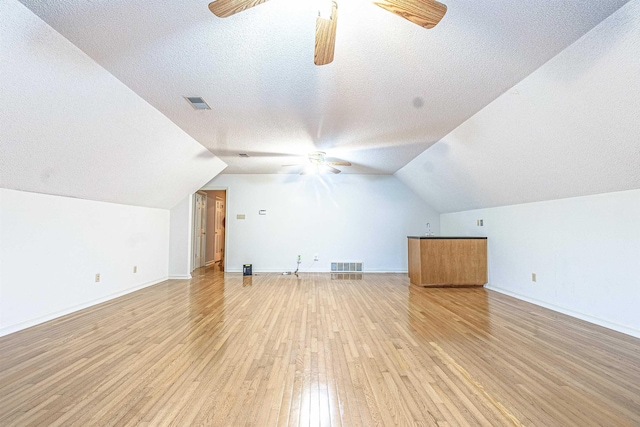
(208, 0), (447, 65)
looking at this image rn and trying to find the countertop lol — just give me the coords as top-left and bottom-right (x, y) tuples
(407, 236), (487, 239)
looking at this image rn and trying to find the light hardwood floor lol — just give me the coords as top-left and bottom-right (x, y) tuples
(1, 268), (639, 426)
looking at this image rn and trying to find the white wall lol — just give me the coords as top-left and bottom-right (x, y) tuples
(168, 195), (193, 279)
(202, 174), (439, 272)
(0, 189), (170, 336)
(396, 0), (640, 213)
(441, 189), (640, 338)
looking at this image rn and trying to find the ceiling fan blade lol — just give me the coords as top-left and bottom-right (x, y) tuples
(373, 0), (447, 29)
(327, 161), (351, 166)
(326, 165), (341, 174)
(282, 163), (305, 167)
(208, 0), (270, 18)
(314, 2), (338, 66)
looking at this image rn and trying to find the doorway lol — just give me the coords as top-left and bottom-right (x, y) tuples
(204, 190), (226, 271)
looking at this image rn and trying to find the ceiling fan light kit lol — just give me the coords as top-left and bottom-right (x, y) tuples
(208, 0), (446, 65)
(282, 151), (352, 175)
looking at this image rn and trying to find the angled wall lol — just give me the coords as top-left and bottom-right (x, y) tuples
(0, 0), (226, 209)
(0, 0), (225, 335)
(396, 0), (640, 213)
(397, 1), (640, 337)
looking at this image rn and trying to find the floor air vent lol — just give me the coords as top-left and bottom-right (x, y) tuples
(331, 262), (363, 272)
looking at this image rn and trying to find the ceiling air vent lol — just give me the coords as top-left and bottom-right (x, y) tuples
(185, 96), (211, 110)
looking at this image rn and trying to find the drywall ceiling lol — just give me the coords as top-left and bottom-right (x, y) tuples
(396, 0), (640, 213)
(17, 0), (629, 174)
(0, 0), (227, 210)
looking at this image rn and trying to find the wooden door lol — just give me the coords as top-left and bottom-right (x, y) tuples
(214, 197), (225, 262)
(193, 193), (207, 269)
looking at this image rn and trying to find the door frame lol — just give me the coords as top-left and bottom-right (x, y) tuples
(213, 195), (225, 263)
(198, 186), (230, 272)
(192, 191), (208, 271)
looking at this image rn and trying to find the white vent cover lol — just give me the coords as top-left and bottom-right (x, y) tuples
(331, 262), (363, 272)
(185, 96), (211, 110)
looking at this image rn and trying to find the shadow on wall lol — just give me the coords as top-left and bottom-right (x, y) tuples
(411, 139), (487, 212)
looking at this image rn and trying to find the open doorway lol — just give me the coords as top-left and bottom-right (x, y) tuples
(204, 190), (226, 271)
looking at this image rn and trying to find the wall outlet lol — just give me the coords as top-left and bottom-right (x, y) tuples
(314, 255), (319, 262)
(133, 266), (137, 273)
(532, 273), (537, 282)
(476, 219), (484, 226)
(95, 273), (100, 283)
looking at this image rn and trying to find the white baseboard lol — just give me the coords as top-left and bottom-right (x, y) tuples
(168, 274), (192, 280)
(0, 276), (169, 337)
(225, 269), (407, 274)
(485, 285), (640, 339)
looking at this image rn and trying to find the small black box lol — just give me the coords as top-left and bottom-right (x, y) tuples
(243, 264), (252, 276)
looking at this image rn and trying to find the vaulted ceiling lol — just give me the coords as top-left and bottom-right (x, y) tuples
(18, 0), (630, 174)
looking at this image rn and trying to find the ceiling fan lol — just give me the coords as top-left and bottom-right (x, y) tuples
(283, 151), (352, 174)
(208, 0), (447, 65)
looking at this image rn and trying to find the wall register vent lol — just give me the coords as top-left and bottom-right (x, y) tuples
(331, 262), (363, 273)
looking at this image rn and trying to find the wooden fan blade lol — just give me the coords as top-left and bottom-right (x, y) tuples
(208, 0), (270, 18)
(328, 161), (351, 166)
(373, 0), (447, 29)
(314, 2), (338, 66)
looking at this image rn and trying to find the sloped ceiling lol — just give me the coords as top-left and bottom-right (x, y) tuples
(16, 0), (629, 174)
(396, 0), (640, 213)
(0, 0), (226, 209)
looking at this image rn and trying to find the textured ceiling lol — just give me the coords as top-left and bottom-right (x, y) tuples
(1, 0), (227, 210)
(396, 0), (640, 213)
(17, 0), (630, 174)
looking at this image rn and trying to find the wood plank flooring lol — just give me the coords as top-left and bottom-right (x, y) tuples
(1, 268), (639, 426)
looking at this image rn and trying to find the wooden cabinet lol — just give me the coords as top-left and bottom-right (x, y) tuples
(408, 237), (487, 287)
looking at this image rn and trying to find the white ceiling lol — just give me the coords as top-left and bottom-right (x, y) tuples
(18, 0), (630, 174)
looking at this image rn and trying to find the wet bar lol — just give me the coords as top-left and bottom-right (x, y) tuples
(407, 236), (488, 287)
